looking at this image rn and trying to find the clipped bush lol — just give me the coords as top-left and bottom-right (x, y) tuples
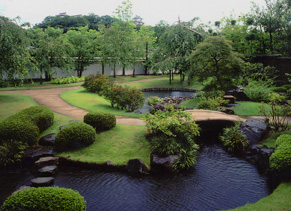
(0, 120), (39, 146)
(0, 187), (86, 211)
(84, 112), (116, 132)
(220, 122), (249, 153)
(275, 134), (291, 148)
(50, 76), (85, 84)
(269, 142), (291, 174)
(82, 73), (111, 94)
(54, 122), (96, 152)
(13, 105), (54, 132)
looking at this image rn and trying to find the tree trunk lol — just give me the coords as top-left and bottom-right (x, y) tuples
(40, 68), (43, 85)
(132, 63), (136, 77)
(102, 62), (105, 75)
(114, 64), (116, 78)
(169, 70), (172, 85)
(122, 66), (125, 76)
(145, 42), (149, 75)
(269, 31), (273, 53)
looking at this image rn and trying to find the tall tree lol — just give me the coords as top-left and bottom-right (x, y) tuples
(28, 27), (72, 82)
(153, 20), (202, 84)
(188, 36), (244, 91)
(0, 16), (34, 82)
(65, 26), (98, 77)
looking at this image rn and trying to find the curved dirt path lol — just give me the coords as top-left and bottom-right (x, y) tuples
(0, 86), (146, 125)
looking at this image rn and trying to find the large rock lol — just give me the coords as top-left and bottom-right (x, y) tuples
(39, 133), (56, 146)
(35, 157), (59, 170)
(31, 177), (54, 187)
(227, 85), (249, 101)
(150, 153), (181, 173)
(127, 158), (149, 176)
(240, 118), (269, 145)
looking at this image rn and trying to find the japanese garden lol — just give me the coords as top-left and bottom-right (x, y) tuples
(1, 0), (291, 210)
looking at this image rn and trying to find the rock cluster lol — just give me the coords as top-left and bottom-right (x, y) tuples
(149, 96), (194, 113)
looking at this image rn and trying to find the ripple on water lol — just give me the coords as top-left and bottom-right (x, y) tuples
(53, 145), (271, 211)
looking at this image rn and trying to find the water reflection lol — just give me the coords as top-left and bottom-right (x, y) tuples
(53, 145), (271, 211)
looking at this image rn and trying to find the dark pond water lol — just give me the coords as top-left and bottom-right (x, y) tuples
(1, 145), (272, 210)
(138, 91), (196, 114)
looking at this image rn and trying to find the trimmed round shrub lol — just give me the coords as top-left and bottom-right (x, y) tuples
(0, 187), (86, 211)
(14, 105), (54, 132)
(275, 134), (291, 148)
(0, 120), (39, 146)
(269, 142), (291, 173)
(54, 122), (96, 152)
(84, 112), (116, 132)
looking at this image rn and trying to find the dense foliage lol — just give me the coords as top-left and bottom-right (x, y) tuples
(0, 187), (86, 211)
(50, 76), (85, 84)
(259, 93), (291, 131)
(0, 140), (27, 167)
(0, 106), (54, 146)
(220, 122), (250, 153)
(82, 74), (112, 94)
(84, 112), (116, 131)
(54, 122), (96, 152)
(196, 91), (229, 111)
(144, 107), (200, 171)
(269, 134), (291, 176)
(188, 36), (244, 91)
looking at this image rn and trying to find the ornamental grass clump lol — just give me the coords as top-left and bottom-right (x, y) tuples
(84, 112), (116, 132)
(0, 187), (86, 211)
(144, 106), (200, 172)
(220, 122), (249, 154)
(54, 122), (96, 152)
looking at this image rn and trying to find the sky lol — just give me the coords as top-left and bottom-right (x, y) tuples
(0, 0), (266, 26)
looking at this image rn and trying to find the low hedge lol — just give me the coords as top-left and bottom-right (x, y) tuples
(269, 134), (291, 175)
(0, 187), (86, 211)
(84, 112), (116, 132)
(0, 106), (54, 146)
(54, 122), (96, 152)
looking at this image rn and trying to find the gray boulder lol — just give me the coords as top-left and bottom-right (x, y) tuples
(127, 158), (149, 175)
(39, 133), (56, 146)
(227, 85), (249, 101)
(150, 153), (181, 173)
(240, 118), (269, 145)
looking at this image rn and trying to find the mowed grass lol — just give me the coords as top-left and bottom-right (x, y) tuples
(232, 182), (291, 211)
(60, 88), (143, 118)
(181, 98), (269, 116)
(124, 76), (204, 90)
(0, 94), (38, 120)
(55, 124), (151, 166)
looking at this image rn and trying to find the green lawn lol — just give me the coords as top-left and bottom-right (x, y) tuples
(181, 98), (269, 116)
(0, 94), (38, 120)
(232, 182), (291, 211)
(111, 75), (166, 83)
(60, 88), (143, 118)
(124, 76), (204, 90)
(55, 124), (151, 166)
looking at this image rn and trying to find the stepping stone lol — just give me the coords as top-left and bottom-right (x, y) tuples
(38, 165), (58, 176)
(59, 125), (66, 130)
(22, 146), (54, 166)
(31, 177), (54, 187)
(35, 157), (59, 169)
(223, 95), (235, 104)
(39, 133), (56, 146)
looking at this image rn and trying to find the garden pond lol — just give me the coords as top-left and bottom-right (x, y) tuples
(138, 91), (196, 114)
(0, 145), (273, 210)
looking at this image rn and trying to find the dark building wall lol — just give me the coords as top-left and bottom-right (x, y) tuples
(252, 55), (291, 81)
